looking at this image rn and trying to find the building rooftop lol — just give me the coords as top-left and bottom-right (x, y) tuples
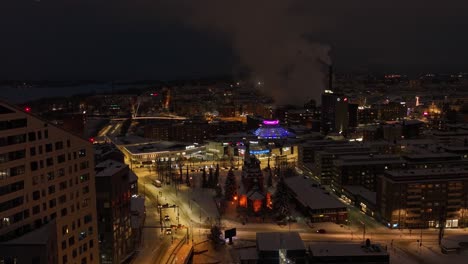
(253, 122), (294, 139)
(403, 119), (424, 126)
(256, 232), (305, 252)
(128, 170), (138, 183)
(124, 141), (202, 155)
(403, 152), (461, 161)
(398, 139), (436, 145)
(309, 243), (388, 257)
(238, 248), (258, 261)
(95, 160), (127, 177)
(443, 146), (468, 152)
(113, 135), (159, 145)
(302, 140), (349, 147)
(284, 176), (346, 210)
(342, 185), (376, 204)
(334, 154), (402, 167)
(384, 167), (468, 182)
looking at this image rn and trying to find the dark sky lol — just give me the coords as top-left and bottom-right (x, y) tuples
(1, 0), (468, 81)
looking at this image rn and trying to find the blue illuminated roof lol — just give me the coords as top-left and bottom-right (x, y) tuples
(253, 125), (293, 139)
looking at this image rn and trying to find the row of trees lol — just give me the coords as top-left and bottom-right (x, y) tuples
(201, 164), (220, 188)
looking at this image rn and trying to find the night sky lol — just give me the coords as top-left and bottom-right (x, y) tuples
(1, 0), (468, 81)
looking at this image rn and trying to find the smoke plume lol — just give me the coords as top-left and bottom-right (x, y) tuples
(161, 0), (331, 105)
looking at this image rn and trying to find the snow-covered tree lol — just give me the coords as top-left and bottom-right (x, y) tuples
(272, 176), (290, 219)
(215, 184), (223, 198)
(208, 167), (214, 188)
(214, 164), (220, 186)
(267, 167), (273, 188)
(202, 168), (207, 188)
(185, 166), (190, 187)
(224, 169), (237, 201)
(210, 225), (222, 243)
(266, 158), (273, 187)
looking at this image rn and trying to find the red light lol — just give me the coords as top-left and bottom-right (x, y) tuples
(344, 98), (348, 102)
(89, 137), (95, 143)
(150, 93), (158, 96)
(24, 107), (31, 112)
(423, 111), (428, 116)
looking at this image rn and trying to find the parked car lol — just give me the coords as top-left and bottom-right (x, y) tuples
(164, 215), (170, 221)
(316, 229), (326, 234)
(165, 228), (172, 235)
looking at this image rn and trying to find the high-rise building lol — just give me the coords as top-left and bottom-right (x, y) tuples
(0, 101), (99, 264)
(95, 160), (136, 264)
(320, 91), (349, 134)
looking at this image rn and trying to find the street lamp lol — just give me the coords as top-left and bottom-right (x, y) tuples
(359, 221), (366, 242)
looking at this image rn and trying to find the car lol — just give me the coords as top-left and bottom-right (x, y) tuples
(277, 220), (287, 226)
(316, 229), (326, 234)
(164, 215), (170, 221)
(152, 180), (162, 187)
(162, 203), (169, 208)
(157, 204), (162, 209)
(165, 228), (172, 235)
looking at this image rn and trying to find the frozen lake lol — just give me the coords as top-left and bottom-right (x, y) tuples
(0, 83), (148, 103)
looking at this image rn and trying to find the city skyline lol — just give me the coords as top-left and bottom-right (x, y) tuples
(2, 1), (468, 263)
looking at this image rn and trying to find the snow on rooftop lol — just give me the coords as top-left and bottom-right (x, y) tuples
(95, 160), (127, 177)
(238, 248), (258, 260)
(284, 176), (346, 210)
(256, 232), (305, 252)
(124, 141), (202, 154)
(309, 243), (388, 257)
(342, 185), (376, 204)
(386, 167), (468, 178)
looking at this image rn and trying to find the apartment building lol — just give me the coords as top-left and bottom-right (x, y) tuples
(0, 102), (99, 264)
(377, 168), (468, 229)
(332, 154), (403, 193)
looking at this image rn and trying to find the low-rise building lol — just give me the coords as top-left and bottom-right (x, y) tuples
(256, 232), (306, 264)
(284, 176), (347, 223)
